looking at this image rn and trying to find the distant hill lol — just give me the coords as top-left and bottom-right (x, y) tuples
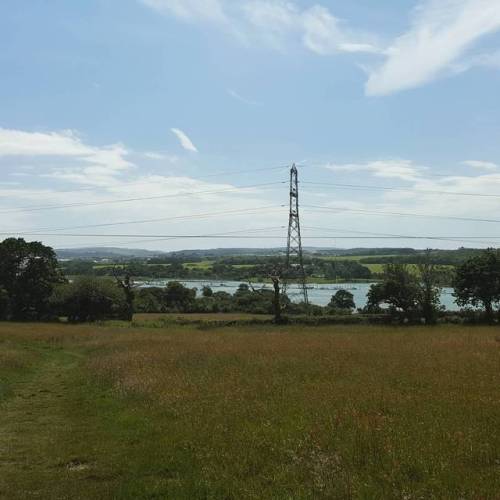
(56, 247), (475, 262)
(56, 247), (168, 260)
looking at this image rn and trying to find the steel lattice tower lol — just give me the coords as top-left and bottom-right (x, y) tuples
(285, 164), (308, 305)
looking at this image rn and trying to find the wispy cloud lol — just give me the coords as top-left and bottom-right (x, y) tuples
(463, 160), (499, 171)
(141, 0), (381, 55)
(325, 160), (421, 181)
(170, 128), (198, 153)
(144, 151), (167, 160)
(143, 151), (180, 163)
(301, 5), (381, 55)
(366, 0), (500, 96)
(227, 88), (261, 106)
(141, 0), (500, 96)
(141, 0), (227, 23)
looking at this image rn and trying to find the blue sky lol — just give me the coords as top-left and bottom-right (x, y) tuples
(1, 0), (500, 251)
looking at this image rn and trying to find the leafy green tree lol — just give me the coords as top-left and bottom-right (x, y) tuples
(211, 291), (234, 313)
(453, 249), (500, 322)
(0, 238), (63, 320)
(366, 264), (421, 320)
(166, 262), (188, 278)
(417, 250), (442, 324)
(52, 278), (126, 322)
(326, 261), (372, 281)
(329, 290), (355, 311)
(364, 283), (385, 313)
(163, 282), (196, 312)
(135, 288), (163, 313)
(202, 286), (214, 297)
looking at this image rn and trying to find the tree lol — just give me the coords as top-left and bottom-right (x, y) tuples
(113, 269), (136, 321)
(52, 278), (126, 322)
(326, 261), (372, 281)
(135, 288), (163, 313)
(0, 286), (9, 320)
(453, 249), (500, 322)
(163, 281), (196, 312)
(366, 264), (421, 320)
(202, 286), (213, 298)
(328, 290), (355, 312)
(247, 264), (289, 323)
(268, 267), (285, 323)
(166, 262), (187, 279)
(417, 250), (442, 324)
(0, 238), (63, 320)
(364, 283), (385, 314)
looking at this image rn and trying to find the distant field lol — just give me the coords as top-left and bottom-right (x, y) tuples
(1, 321), (499, 499)
(318, 254), (400, 262)
(183, 261), (214, 270)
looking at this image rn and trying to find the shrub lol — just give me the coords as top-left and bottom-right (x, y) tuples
(51, 278), (126, 322)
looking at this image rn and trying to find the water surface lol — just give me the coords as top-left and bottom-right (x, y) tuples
(137, 279), (459, 311)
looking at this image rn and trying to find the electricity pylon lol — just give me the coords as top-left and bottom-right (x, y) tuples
(284, 164), (308, 305)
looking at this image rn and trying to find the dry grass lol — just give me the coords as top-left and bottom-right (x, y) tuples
(133, 312), (272, 322)
(1, 322), (499, 498)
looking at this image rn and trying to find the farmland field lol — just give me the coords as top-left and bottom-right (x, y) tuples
(1, 321), (499, 499)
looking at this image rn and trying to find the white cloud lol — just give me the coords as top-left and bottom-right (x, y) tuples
(141, 0), (380, 55)
(325, 160), (421, 181)
(170, 128), (198, 153)
(140, 0), (227, 23)
(463, 160), (499, 171)
(366, 0), (500, 96)
(0, 128), (134, 186)
(302, 5), (380, 55)
(143, 151), (180, 163)
(0, 128), (286, 251)
(0, 128), (90, 157)
(144, 152), (167, 160)
(141, 0), (500, 95)
(3, 130), (500, 251)
(227, 88), (260, 106)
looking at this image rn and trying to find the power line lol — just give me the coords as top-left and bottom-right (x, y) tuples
(0, 181), (286, 214)
(302, 181), (500, 199)
(6, 233), (289, 239)
(1, 205), (285, 234)
(303, 226), (500, 246)
(55, 226), (288, 249)
(7, 232), (500, 243)
(1, 164), (290, 198)
(304, 204), (500, 224)
(299, 162), (495, 179)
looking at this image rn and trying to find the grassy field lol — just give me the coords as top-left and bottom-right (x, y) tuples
(1, 321), (499, 499)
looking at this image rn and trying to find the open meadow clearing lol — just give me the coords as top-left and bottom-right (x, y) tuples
(1, 321), (500, 499)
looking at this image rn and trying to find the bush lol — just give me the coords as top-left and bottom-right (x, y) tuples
(51, 278), (126, 322)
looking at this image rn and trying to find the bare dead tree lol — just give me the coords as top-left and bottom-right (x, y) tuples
(249, 263), (287, 324)
(113, 267), (136, 321)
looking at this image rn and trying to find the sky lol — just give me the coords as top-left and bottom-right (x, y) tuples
(1, 0), (500, 252)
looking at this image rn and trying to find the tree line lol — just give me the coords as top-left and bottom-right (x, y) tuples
(2, 238), (500, 324)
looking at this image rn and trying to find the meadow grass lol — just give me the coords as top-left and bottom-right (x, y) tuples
(0, 322), (499, 499)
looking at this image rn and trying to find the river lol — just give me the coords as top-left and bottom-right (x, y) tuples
(136, 280), (460, 311)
